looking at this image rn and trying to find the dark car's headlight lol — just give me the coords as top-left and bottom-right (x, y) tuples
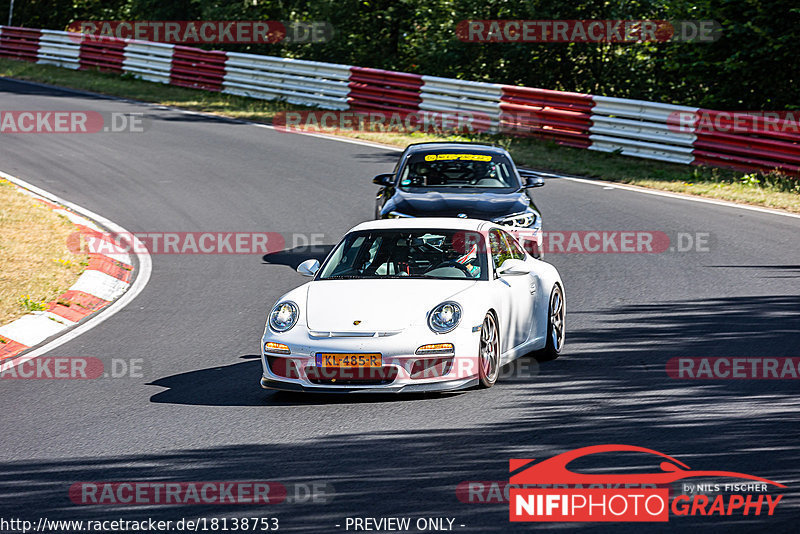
(269, 301), (299, 332)
(495, 211), (537, 228)
(428, 302), (462, 333)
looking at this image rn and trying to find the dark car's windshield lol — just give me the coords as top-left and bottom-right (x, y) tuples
(318, 229), (488, 280)
(397, 152), (519, 192)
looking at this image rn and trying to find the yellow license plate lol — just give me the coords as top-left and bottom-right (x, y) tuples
(315, 353), (382, 368)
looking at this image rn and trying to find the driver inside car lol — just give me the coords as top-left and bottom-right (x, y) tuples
(450, 232), (481, 278)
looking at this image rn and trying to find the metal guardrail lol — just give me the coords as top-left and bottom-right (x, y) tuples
(348, 67), (422, 113)
(122, 41), (174, 84)
(223, 52), (350, 109)
(588, 96), (699, 164)
(0, 25), (796, 176)
(37, 30), (80, 69)
(500, 87), (595, 148)
(0, 26), (41, 62)
(690, 109), (800, 174)
(80, 35), (127, 73)
(420, 76), (502, 132)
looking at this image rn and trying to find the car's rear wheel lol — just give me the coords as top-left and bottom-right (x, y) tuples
(539, 284), (565, 360)
(478, 312), (500, 388)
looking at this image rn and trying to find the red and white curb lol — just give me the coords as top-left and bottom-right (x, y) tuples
(0, 170), (151, 368)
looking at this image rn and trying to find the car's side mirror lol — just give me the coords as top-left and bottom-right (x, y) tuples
(525, 176), (545, 188)
(372, 173), (395, 187)
(497, 258), (531, 276)
(518, 170), (545, 188)
(297, 258), (320, 277)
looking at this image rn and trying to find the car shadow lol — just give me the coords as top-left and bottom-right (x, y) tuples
(147, 355), (470, 406)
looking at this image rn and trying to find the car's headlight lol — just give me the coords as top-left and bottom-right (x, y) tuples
(428, 302), (462, 333)
(268, 301), (299, 332)
(496, 211), (537, 228)
(386, 211), (414, 218)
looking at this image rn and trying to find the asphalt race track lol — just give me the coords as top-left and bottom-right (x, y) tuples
(1, 77), (799, 532)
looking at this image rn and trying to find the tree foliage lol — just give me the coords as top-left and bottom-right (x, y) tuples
(1, 0), (796, 108)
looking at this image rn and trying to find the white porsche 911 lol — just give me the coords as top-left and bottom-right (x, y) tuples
(260, 218), (565, 393)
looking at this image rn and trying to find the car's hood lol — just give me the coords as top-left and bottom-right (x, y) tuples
(390, 190), (528, 220)
(305, 279), (476, 332)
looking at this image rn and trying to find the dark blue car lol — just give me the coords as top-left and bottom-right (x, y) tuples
(373, 142), (545, 257)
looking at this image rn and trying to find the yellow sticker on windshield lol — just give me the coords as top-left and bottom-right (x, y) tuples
(424, 153), (492, 162)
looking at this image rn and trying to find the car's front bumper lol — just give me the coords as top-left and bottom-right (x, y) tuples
(260, 323), (482, 393)
(260, 376), (478, 393)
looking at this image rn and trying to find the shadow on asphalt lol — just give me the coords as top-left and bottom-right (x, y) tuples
(46, 294), (794, 531)
(145, 358), (467, 407)
(146, 353), (541, 407)
(707, 264), (800, 279)
(351, 150), (402, 164)
(568, 295), (800, 356)
(145, 295), (800, 408)
(2, 381), (798, 532)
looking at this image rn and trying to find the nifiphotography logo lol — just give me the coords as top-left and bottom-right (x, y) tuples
(509, 445), (785, 522)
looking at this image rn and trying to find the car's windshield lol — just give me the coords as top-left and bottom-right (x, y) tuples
(318, 229), (488, 280)
(398, 152), (518, 191)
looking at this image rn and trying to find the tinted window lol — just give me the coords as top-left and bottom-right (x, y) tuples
(489, 229), (514, 269)
(319, 230), (488, 280)
(502, 231), (526, 260)
(398, 152), (518, 191)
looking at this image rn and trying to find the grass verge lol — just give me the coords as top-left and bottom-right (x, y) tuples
(0, 178), (89, 325)
(1, 57), (798, 213)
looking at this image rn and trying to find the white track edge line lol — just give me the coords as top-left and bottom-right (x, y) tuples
(0, 170), (152, 368)
(555, 175), (800, 220)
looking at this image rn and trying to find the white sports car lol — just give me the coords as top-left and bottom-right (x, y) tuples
(260, 218), (565, 393)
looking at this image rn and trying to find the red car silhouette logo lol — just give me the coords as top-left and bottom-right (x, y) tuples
(510, 444), (785, 487)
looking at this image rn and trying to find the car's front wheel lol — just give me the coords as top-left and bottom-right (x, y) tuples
(478, 312), (500, 388)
